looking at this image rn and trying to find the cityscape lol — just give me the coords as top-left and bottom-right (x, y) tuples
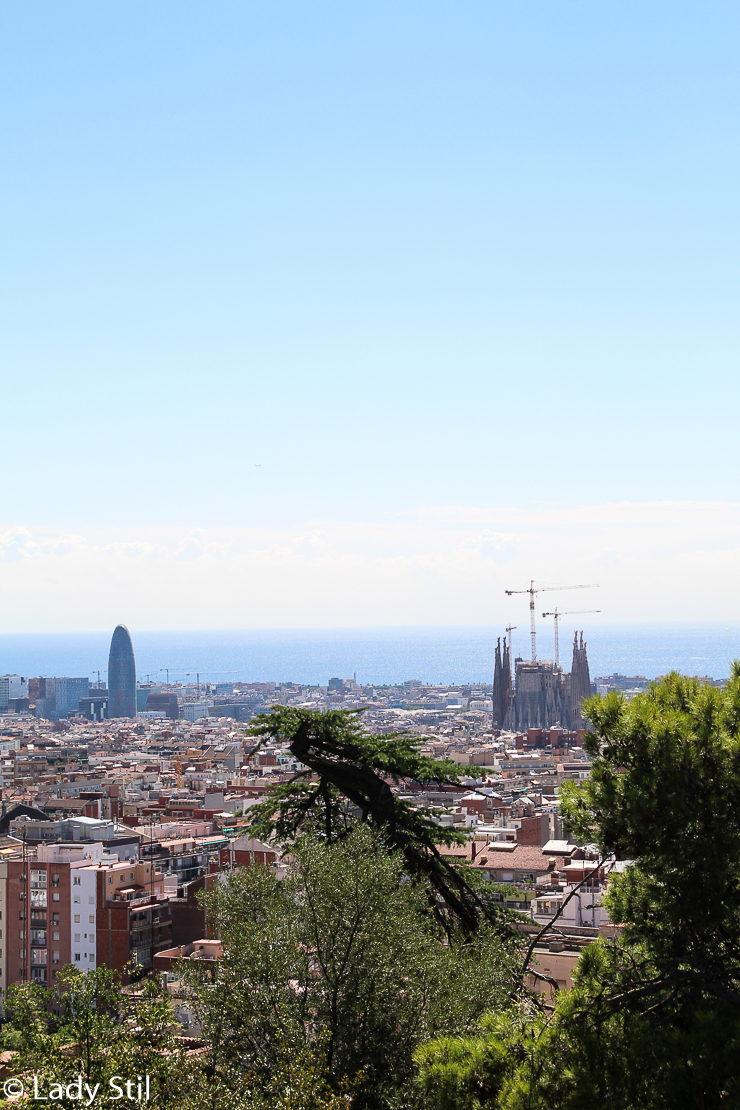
(0, 619), (726, 1019)
(2, 1), (736, 1104)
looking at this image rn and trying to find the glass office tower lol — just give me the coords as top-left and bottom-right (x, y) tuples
(108, 624), (136, 718)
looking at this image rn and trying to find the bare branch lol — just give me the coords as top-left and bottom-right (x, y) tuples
(521, 857), (614, 982)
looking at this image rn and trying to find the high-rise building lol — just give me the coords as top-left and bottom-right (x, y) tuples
(136, 683), (154, 712)
(108, 625), (136, 718)
(79, 693), (108, 722)
(33, 676), (89, 722)
(55, 677), (89, 719)
(0, 675), (28, 712)
(144, 691), (180, 721)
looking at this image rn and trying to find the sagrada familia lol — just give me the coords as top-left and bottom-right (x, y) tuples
(491, 632), (592, 732)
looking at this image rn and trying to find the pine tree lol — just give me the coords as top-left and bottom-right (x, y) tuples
(416, 668), (740, 1109)
(244, 706), (510, 934)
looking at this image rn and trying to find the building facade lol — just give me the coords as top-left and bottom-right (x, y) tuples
(34, 677), (89, 722)
(108, 625), (137, 719)
(0, 675), (28, 712)
(1, 844), (101, 994)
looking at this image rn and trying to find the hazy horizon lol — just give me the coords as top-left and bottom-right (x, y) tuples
(2, 623), (738, 685)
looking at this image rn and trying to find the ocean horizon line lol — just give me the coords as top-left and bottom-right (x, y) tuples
(1, 623), (739, 685)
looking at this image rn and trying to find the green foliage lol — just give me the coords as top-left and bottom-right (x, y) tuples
(245, 706), (463, 845)
(415, 670), (740, 1109)
(562, 671), (740, 970)
(243, 706), (507, 933)
(0, 966), (187, 1110)
(186, 825), (518, 1110)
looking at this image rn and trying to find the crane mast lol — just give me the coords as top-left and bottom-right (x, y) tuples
(505, 580), (599, 661)
(541, 608), (601, 666)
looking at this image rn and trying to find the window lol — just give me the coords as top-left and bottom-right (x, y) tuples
(88, 897), (94, 904)
(73, 876), (81, 886)
(19, 911), (25, 920)
(52, 893), (60, 902)
(52, 951), (60, 964)
(74, 914), (80, 923)
(74, 933), (80, 942)
(119, 876), (124, 883)
(74, 953), (80, 962)
(108, 877), (112, 885)
(89, 915), (94, 924)
(73, 896), (80, 904)
(52, 931), (60, 942)
(19, 930), (25, 940)
(51, 914), (59, 924)
(51, 874), (60, 887)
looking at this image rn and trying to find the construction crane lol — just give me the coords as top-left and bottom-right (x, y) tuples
(505, 580), (599, 661)
(541, 608), (601, 667)
(182, 671), (241, 699)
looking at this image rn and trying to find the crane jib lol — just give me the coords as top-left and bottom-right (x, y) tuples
(504, 582), (599, 662)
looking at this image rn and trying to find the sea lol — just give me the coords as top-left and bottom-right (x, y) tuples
(0, 624), (738, 687)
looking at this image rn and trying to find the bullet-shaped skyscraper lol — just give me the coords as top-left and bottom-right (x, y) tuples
(108, 624), (136, 718)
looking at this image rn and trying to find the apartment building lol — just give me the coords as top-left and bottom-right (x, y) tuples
(87, 856), (172, 980)
(0, 843), (101, 994)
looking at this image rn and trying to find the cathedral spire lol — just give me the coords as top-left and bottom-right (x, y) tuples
(569, 629), (591, 729)
(492, 636), (505, 727)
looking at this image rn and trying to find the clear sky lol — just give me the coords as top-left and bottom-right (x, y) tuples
(2, 2), (739, 630)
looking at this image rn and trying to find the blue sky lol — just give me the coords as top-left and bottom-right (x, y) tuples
(1, 2), (739, 629)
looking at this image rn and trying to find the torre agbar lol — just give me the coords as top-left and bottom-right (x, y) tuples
(107, 624), (136, 718)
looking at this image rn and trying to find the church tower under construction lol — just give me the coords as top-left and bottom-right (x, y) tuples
(494, 629), (593, 732)
(491, 637), (512, 728)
